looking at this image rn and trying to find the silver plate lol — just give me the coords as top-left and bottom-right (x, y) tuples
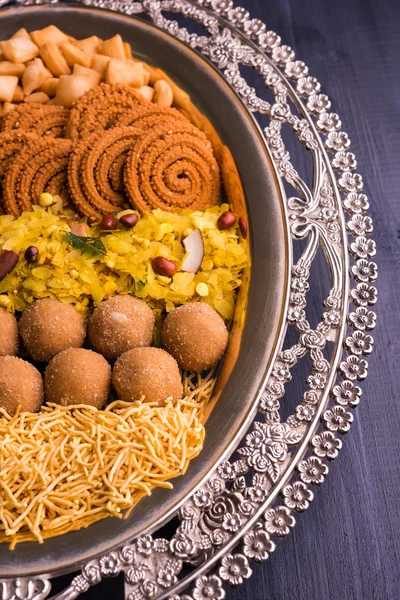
(0, 1), (377, 600)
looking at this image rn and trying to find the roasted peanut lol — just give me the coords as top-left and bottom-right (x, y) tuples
(119, 213), (138, 228)
(151, 257), (177, 277)
(239, 216), (248, 238)
(217, 211), (236, 230)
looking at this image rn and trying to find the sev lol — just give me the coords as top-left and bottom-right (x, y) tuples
(0, 370), (215, 549)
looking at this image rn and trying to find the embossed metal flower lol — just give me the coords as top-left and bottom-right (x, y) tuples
(157, 569), (178, 589)
(82, 563), (101, 586)
(245, 486), (267, 504)
(193, 574), (225, 600)
(126, 563), (150, 585)
(332, 380), (362, 407)
(227, 6), (250, 25)
(243, 18), (266, 36)
(208, 28), (246, 68)
(320, 206), (338, 221)
(347, 215), (373, 236)
(343, 192), (369, 214)
(322, 309), (341, 327)
(271, 44), (295, 65)
(282, 481), (314, 511)
(308, 373), (326, 390)
(325, 130), (350, 151)
(119, 545), (136, 566)
(291, 277), (310, 293)
(297, 76), (321, 96)
(298, 457), (328, 484)
(222, 512), (243, 532)
(264, 506), (295, 536)
(307, 93), (331, 114)
(348, 306), (376, 330)
(272, 363), (291, 382)
(285, 60), (308, 79)
(312, 432), (342, 459)
(290, 292), (307, 309)
(345, 331), (373, 355)
(258, 30), (281, 50)
(295, 403), (315, 422)
(338, 172), (363, 192)
(350, 236), (376, 259)
(240, 423), (301, 481)
(243, 530), (276, 562)
(139, 579), (158, 599)
(99, 554), (120, 577)
(332, 151), (357, 172)
(136, 535), (154, 556)
(259, 393), (280, 413)
(351, 259), (378, 283)
(193, 489), (213, 509)
(350, 283), (377, 307)
(170, 533), (197, 559)
(324, 406), (353, 433)
(316, 112), (342, 132)
(340, 355), (368, 381)
(217, 460), (237, 481)
(219, 553), (252, 585)
(270, 102), (291, 121)
(211, 0), (233, 13)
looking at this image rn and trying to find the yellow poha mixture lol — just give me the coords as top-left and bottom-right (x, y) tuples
(0, 201), (248, 334)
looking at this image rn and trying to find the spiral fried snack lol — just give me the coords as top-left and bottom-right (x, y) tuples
(68, 127), (141, 220)
(0, 131), (38, 180)
(65, 83), (148, 141)
(2, 137), (72, 217)
(0, 104), (69, 138)
(114, 104), (189, 130)
(124, 121), (220, 213)
(45, 171), (70, 208)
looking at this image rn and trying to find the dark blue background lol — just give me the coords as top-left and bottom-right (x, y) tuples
(54, 0), (400, 598)
(227, 1), (400, 599)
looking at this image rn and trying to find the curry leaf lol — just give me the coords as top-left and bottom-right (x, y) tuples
(65, 232), (107, 256)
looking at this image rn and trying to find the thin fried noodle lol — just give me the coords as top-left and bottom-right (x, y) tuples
(0, 370), (216, 549)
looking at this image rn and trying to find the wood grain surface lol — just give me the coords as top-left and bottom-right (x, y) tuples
(52, 0), (399, 598)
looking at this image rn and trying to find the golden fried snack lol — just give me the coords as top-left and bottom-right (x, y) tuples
(45, 170), (70, 207)
(114, 103), (188, 129)
(0, 103), (69, 137)
(68, 126), (140, 218)
(0, 131), (38, 180)
(2, 137), (72, 216)
(65, 83), (147, 140)
(124, 121), (220, 213)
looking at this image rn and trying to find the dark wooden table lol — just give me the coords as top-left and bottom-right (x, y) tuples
(54, 1), (399, 598)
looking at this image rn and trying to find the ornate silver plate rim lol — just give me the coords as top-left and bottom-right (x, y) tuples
(0, 1), (377, 600)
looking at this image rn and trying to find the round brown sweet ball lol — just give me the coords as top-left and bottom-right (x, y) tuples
(162, 303), (228, 372)
(0, 356), (43, 416)
(113, 347), (182, 405)
(0, 308), (19, 357)
(19, 298), (86, 362)
(88, 295), (155, 360)
(45, 348), (111, 408)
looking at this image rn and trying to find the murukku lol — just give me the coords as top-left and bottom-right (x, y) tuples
(2, 137), (72, 217)
(65, 83), (147, 141)
(114, 104), (189, 130)
(45, 171), (71, 208)
(0, 104), (69, 138)
(0, 131), (39, 180)
(68, 127), (139, 219)
(124, 122), (220, 213)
